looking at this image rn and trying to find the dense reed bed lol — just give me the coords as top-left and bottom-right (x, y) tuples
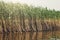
(0, 1), (60, 40)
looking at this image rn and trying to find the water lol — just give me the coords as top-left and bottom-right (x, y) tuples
(0, 31), (60, 40)
(0, 32), (43, 40)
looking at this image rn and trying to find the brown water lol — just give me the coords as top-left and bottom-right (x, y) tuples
(0, 31), (60, 40)
(0, 32), (47, 40)
(0, 31), (58, 40)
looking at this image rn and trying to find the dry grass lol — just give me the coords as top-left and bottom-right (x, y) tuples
(0, 19), (60, 40)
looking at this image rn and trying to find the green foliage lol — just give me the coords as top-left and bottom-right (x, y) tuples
(0, 1), (60, 20)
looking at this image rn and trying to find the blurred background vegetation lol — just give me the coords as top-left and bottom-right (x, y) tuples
(0, 1), (60, 20)
(0, 1), (60, 40)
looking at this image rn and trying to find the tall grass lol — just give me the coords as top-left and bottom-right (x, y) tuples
(0, 1), (60, 40)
